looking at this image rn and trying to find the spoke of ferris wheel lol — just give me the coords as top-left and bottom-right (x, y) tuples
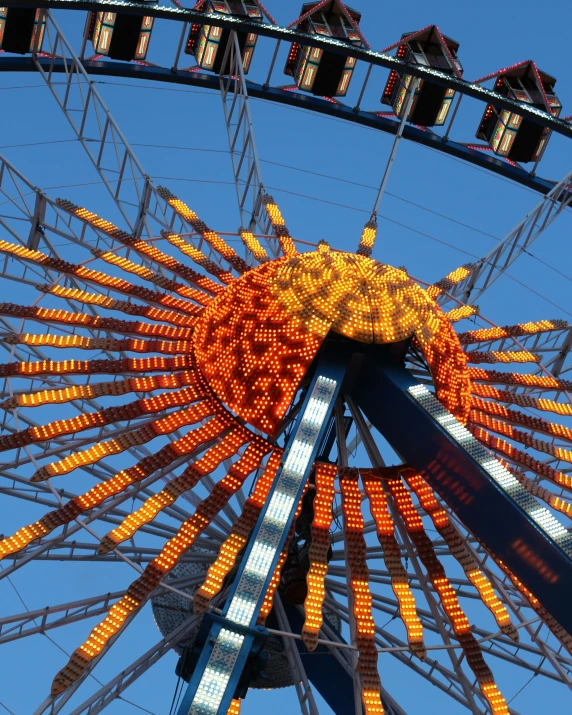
(273, 595), (320, 715)
(322, 594), (478, 711)
(0, 572), (206, 647)
(30, 12), (225, 269)
(347, 397), (484, 714)
(436, 165), (572, 310)
(219, 31), (275, 254)
(447, 510), (572, 687)
(325, 577), (572, 682)
(334, 399), (363, 715)
(33, 612), (201, 715)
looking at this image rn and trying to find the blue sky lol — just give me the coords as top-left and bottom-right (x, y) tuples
(0, 1), (571, 714)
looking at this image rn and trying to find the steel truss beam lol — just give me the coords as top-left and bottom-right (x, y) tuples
(219, 32), (274, 252)
(0, 57), (561, 197)
(437, 168), (572, 309)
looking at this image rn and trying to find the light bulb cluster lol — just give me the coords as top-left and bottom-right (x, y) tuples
(51, 436), (270, 694)
(427, 263), (476, 299)
(361, 470), (426, 658)
(339, 467), (384, 715)
(162, 230), (233, 286)
(157, 188), (248, 275)
(194, 259), (323, 434)
(92, 248), (208, 305)
(0, 302), (196, 339)
(0, 355), (194, 379)
(469, 367), (572, 393)
(401, 469), (516, 638)
(57, 199), (216, 299)
(457, 319), (568, 345)
(468, 426), (572, 490)
(386, 478), (509, 714)
(99, 427), (253, 553)
(39, 284), (195, 325)
(262, 195), (297, 257)
(34, 397), (214, 482)
(0, 238), (200, 315)
(194, 449), (283, 615)
(302, 462), (337, 650)
(445, 304), (479, 323)
(472, 383), (572, 417)
(356, 218), (378, 257)
(465, 349), (539, 365)
(238, 228), (269, 264)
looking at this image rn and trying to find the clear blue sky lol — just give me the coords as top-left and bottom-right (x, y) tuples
(0, 1), (571, 714)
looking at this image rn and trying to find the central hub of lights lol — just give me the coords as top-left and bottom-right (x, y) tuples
(193, 245), (471, 435)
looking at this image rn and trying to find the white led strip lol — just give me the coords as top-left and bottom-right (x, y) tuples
(408, 384), (572, 557)
(188, 375), (338, 714)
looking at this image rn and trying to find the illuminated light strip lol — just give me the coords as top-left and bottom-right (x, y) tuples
(0, 355), (194, 379)
(155, 187), (248, 274)
(471, 396), (572, 444)
(194, 450), (283, 615)
(400, 470), (516, 639)
(0, 384), (207, 453)
(426, 264), (477, 299)
(408, 384), (572, 546)
(33, 398), (214, 482)
(468, 424), (572, 491)
(0, 370), (197, 410)
(256, 484), (308, 626)
(445, 304), (479, 323)
(162, 231), (234, 284)
(0, 302), (195, 339)
(238, 228), (269, 263)
(356, 217), (378, 258)
(470, 408), (572, 461)
(302, 462), (337, 650)
(6, 333), (194, 355)
(457, 319), (568, 345)
(92, 249), (209, 305)
(497, 560), (572, 653)
(471, 383), (572, 417)
(56, 199), (220, 297)
(465, 349), (539, 364)
(188, 375), (337, 715)
(468, 367), (572, 393)
(386, 478), (509, 714)
(470, 411), (572, 462)
(262, 194), (297, 258)
(50, 440), (269, 695)
(0, 239), (200, 315)
(100, 429), (255, 552)
(339, 468), (384, 715)
(38, 284), (197, 326)
(227, 699), (241, 715)
(499, 461), (572, 518)
(360, 471), (426, 658)
(0, 416), (230, 563)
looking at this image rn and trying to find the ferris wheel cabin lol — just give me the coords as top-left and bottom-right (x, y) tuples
(0, 7), (45, 55)
(85, 7), (155, 62)
(284, 1), (365, 98)
(381, 26), (463, 127)
(476, 61), (562, 163)
(185, 1), (263, 75)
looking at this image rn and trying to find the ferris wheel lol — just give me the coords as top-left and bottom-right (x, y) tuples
(0, 2), (571, 714)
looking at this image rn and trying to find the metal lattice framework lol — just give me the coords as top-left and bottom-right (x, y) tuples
(0, 3), (571, 715)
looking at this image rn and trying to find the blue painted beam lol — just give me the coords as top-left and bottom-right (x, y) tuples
(0, 56), (558, 197)
(351, 355), (572, 636)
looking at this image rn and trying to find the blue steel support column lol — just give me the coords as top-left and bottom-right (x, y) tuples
(177, 346), (348, 715)
(351, 356), (572, 635)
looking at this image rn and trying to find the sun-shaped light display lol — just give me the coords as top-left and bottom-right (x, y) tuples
(0, 188), (571, 715)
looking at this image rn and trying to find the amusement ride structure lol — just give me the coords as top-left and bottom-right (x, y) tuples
(0, 2), (571, 714)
